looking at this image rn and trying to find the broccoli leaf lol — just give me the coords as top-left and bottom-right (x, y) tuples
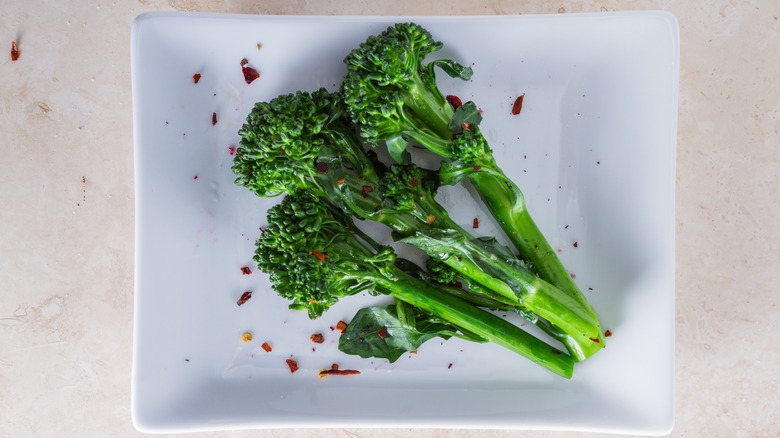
(338, 304), (461, 362)
(448, 101), (483, 131)
(430, 59), (474, 80)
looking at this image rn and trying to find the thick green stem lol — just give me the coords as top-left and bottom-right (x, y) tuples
(405, 74), (454, 140)
(468, 169), (606, 350)
(375, 269), (574, 378)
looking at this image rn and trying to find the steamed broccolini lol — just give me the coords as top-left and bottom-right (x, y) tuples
(340, 22), (604, 348)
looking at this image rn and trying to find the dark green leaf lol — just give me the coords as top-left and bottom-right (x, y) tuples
(338, 304), (458, 362)
(448, 101), (483, 131)
(430, 59), (474, 80)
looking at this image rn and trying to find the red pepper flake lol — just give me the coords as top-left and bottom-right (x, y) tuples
(240, 58), (260, 84)
(426, 214), (435, 224)
(310, 250), (326, 261)
(445, 95), (462, 110)
(447, 363), (453, 369)
(336, 320), (348, 333)
(570, 273), (576, 279)
(192, 73), (201, 83)
(311, 333), (325, 344)
(362, 185), (373, 198)
(193, 175), (199, 180)
(240, 266), (252, 275)
(589, 337), (601, 343)
(473, 165), (482, 171)
(315, 162), (328, 174)
(511, 93), (526, 115)
(472, 218), (479, 229)
(212, 112), (218, 126)
(261, 342), (272, 352)
(461, 122), (471, 131)
(236, 291), (253, 306)
(410, 350), (417, 355)
(377, 328), (387, 340)
(285, 359), (299, 373)
(410, 177), (419, 187)
(336, 178), (345, 184)
(228, 146), (236, 156)
(318, 365), (360, 378)
(11, 41), (19, 61)
(573, 241), (578, 248)
(605, 330), (613, 337)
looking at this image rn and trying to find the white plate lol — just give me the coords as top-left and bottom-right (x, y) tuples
(131, 12), (678, 434)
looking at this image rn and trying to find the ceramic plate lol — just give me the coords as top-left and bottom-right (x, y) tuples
(131, 11), (678, 434)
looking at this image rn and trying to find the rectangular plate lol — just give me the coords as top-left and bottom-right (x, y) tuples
(131, 12), (678, 434)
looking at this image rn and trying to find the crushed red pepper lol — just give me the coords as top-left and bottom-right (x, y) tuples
(193, 73), (201, 83)
(261, 342), (272, 352)
(336, 178), (345, 184)
(473, 218), (479, 229)
(318, 364), (360, 378)
(573, 241), (579, 248)
(377, 328), (387, 339)
(361, 185), (373, 198)
(236, 291), (253, 306)
(315, 162), (328, 174)
(410, 177), (419, 187)
(240, 58), (260, 84)
(212, 112), (218, 126)
(426, 214), (435, 224)
(445, 95), (462, 110)
(605, 330), (613, 337)
(589, 337), (600, 343)
(473, 166), (482, 171)
(310, 250), (326, 261)
(11, 41), (19, 61)
(285, 359), (299, 373)
(240, 266), (252, 275)
(511, 93), (526, 115)
(461, 122), (471, 131)
(336, 320), (348, 333)
(310, 333), (325, 344)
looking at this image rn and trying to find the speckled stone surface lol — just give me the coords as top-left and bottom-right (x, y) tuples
(0, 1), (778, 437)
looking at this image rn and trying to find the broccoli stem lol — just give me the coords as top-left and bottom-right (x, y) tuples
(468, 170), (607, 347)
(405, 73), (454, 140)
(373, 269), (574, 378)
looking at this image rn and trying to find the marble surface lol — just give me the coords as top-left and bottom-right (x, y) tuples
(0, 1), (777, 437)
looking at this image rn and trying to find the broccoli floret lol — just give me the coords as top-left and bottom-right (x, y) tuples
(254, 191), (574, 378)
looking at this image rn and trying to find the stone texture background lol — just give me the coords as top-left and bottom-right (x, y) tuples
(1, 1), (778, 437)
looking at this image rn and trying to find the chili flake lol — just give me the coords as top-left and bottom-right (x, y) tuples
(193, 73), (201, 83)
(240, 266), (252, 275)
(212, 112), (218, 126)
(605, 330), (613, 337)
(362, 185), (373, 198)
(589, 337), (600, 343)
(336, 320), (348, 333)
(336, 178), (345, 184)
(511, 93), (526, 115)
(285, 359), (299, 373)
(473, 166), (482, 171)
(11, 41), (19, 61)
(241, 332), (253, 342)
(236, 291), (253, 306)
(240, 58), (260, 84)
(573, 241), (579, 248)
(311, 333), (325, 344)
(377, 328), (387, 340)
(473, 218), (479, 229)
(447, 363), (453, 369)
(426, 214), (435, 224)
(410, 177), (419, 187)
(445, 95), (462, 110)
(461, 122), (471, 131)
(261, 342), (272, 352)
(310, 250), (326, 261)
(318, 364), (360, 378)
(315, 162), (328, 174)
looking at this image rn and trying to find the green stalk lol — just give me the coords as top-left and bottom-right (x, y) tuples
(374, 269), (574, 378)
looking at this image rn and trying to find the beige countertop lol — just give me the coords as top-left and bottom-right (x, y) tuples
(1, 1), (778, 437)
